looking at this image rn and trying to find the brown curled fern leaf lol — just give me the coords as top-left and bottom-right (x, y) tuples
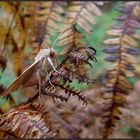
(0, 103), (58, 138)
(100, 2), (140, 138)
(41, 46), (96, 105)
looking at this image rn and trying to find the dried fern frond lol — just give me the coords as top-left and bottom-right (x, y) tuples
(57, 24), (87, 55)
(21, 46), (96, 106)
(100, 2), (140, 138)
(0, 103), (58, 138)
(31, 99), (80, 138)
(30, 86), (104, 138)
(0, 2), (26, 76)
(29, 2), (66, 59)
(64, 1), (103, 33)
(11, 35), (25, 76)
(17, 2), (36, 41)
(57, 2), (103, 55)
(117, 81), (140, 133)
(41, 46), (96, 105)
